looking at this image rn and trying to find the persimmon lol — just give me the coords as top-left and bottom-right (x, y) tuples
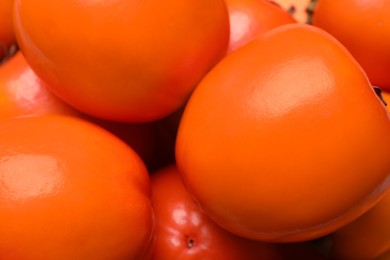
(329, 90), (390, 258)
(150, 165), (284, 259)
(176, 23), (390, 242)
(377, 248), (390, 260)
(312, 0), (390, 90)
(226, 0), (296, 54)
(13, 0), (230, 122)
(0, 52), (158, 168)
(0, 115), (155, 259)
(150, 165), (326, 259)
(0, 51), (79, 119)
(329, 190), (390, 259)
(0, 51), (157, 165)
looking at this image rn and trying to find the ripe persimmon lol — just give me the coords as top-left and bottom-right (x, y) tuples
(13, 0), (230, 122)
(0, 52), (158, 169)
(378, 250), (390, 260)
(151, 165), (281, 259)
(176, 24), (390, 242)
(0, 115), (155, 259)
(150, 165), (326, 259)
(226, 0), (296, 54)
(312, 0), (390, 90)
(0, 51), (79, 119)
(330, 190), (390, 259)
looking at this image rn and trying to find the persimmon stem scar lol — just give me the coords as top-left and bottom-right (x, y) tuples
(186, 236), (195, 249)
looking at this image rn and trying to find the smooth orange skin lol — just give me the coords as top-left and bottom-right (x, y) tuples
(176, 24), (390, 242)
(0, 0), (15, 61)
(312, 0), (390, 90)
(0, 116), (155, 259)
(13, 0), (230, 122)
(151, 165), (294, 260)
(330, 90), (390, 260)
(0, 51), (80, 119)
(226, 0), (296, 54)
(0, 51), (160, 168)
(272, 0), (311, 23)
(330, 190), (390, 259)
(0, 52), (158, 167)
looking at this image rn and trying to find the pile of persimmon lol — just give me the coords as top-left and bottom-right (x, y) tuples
(1, 0), (390, 259)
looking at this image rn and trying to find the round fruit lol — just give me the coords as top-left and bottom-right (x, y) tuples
(150, 165), (285, 259)
(176, 23), (390, 242)
(330, 188), (390, 259)
(0, 52), (159, 169)
(0, 115), (154, 259)
(13, 0), (230, 122)
(312, 0), (390, 90)
(0, 52), (79, 119)
(226, 0), (296, 54)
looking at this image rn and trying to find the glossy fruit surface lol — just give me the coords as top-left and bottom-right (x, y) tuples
(176, 23), (390, 242)
(0, 116), (155, 259)
(151, 165), (328, 259)
(0, 52), (158, 169)
(312, 0), (390, 90)
(13, 0), (230, 122)
(150, 165), (287, 260)
(330, 189), (390, 259)
(0, 51), (79, 119)
(226, 0), (295, 53)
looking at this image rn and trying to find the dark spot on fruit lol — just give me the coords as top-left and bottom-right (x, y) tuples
(185, 235), (195, 249)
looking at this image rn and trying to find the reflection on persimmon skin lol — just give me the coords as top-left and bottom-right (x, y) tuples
(0, 154), (65, 202)
(6, 68), (45, 110)
(172, 206), (202, 227)
(245, 58), (335, 119)
(151, 166), (294, 259)
(166, 204), (211, 253)
(229, 11), (252, 49)
(0, 52), (79, 119)
(226, 0), (296, 54)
